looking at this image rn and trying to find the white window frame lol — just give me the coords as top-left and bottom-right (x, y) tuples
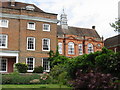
(0, 34), (8, 48)
(42, 58), (50, 72)
(26, 57), (35, 72)
(0, 19), (9, 28)
(78, 44), (83, 55)
(43, 24), (50, 31)
(58, 42), (62, 54)
(0, 58), (8, 73)
(27, 22), (36, 30)
(27, 37), (35, 51)
(42, 38), (50, 51)
(88, 43), (94, 54)
(68, 42), (74, 55)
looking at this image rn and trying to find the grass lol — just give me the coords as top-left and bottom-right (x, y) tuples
(1, 84), (71, 88)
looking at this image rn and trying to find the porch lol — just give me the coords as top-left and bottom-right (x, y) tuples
(0, 50), (19, 73)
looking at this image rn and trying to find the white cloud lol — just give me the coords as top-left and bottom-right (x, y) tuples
(16, 0), (120, 39)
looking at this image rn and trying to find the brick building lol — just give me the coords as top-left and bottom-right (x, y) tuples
(0, 0), (58, 73)
(104, 34), (120, 52)
(57, 10), (103, 57)
(0, 0), (103, 73)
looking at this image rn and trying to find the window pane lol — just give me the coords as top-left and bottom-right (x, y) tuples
(28, 22), (35, 30)
(43, 24), (50, 31)
(0, 35), (7, 48)
(27, 57), (34, 71)
(27, 37), (35, 50)
(88, 43), (94, 54)
(43, 39), (50, 51)
(0, 20), (8, 27)
(78, 44), (83, 55)
(0, 58), (7, 71)
(68, 42), (74, 54)
(58, 43), (62, 54)
(43, 58), (50, 72)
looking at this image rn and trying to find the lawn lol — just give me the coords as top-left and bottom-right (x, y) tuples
(1, 84), (72, 89)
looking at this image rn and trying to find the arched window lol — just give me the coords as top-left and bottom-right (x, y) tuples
(68, 42), (74, 54)
(88, 43), (94, 54)
(58, 42), (62, 54)
(78, 44), (83, 55)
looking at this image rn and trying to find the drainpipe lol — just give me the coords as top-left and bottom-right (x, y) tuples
(83, 35), (85, 54)
(63, 34), (66, 56)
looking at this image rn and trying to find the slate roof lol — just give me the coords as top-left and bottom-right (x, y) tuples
(57, 25), (101, 39)
(104, 34), (120, 48)
(0, 1), (57, 15)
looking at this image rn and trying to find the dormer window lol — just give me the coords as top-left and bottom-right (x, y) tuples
(26, 5), (35, 11)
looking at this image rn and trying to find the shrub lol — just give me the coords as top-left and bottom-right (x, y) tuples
(58, 71), (68, 85)
(33, 66), (43, 73)
(2, 74), (12, 84)
(2, 73), (40, 84)
(50, 64), (67, 80)
(15, 63), (28, 73)
(66, 54), (95, 79)
(39, 72), (51, 84)
(50, 64), (70, 85)
(49, 55), (69, 68)
(95, 52), (120, 78)
(69, 70), (115, 89)
(66, 48), (119, 79)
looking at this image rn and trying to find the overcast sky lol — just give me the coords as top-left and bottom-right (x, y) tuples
(15, 0), (120, 39)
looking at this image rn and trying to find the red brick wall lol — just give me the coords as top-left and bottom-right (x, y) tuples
(58, 35), (103, 57)
(1, 8), (57, 68)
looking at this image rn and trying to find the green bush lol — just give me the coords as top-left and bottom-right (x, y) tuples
(50, 64), (70, 85)
(49, 55), (69, 68)
(33, 66), (43, 73)
(2, 74), (12, 84)
(66, 54), (95, 79)
(15, 63), (28, 73)
(66, 48), (118, 79)
(2, 73), (53, 84)
(58, 71), (68, 85)
(2, 73), (40, 84)
(95, 52), (120, 78)
(50, 64), (67, 79)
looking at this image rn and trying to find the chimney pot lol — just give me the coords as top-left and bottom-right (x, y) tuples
(92, 26), (95, 29)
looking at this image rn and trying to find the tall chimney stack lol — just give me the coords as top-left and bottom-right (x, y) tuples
(118, 1), (120, 34)
(10, 0), (15, 6)
(118, 1), (120, 19)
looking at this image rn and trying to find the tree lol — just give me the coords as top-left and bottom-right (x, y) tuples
(110, 18), (120, 34)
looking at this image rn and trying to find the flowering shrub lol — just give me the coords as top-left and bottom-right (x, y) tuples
(69, 70), (116, 89)
(40, 72), (49, 80)
(39, 72), (51, 84)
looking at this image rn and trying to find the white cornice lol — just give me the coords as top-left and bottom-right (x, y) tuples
(0, 50), (19, 53)
(0, 13), (59, 23)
